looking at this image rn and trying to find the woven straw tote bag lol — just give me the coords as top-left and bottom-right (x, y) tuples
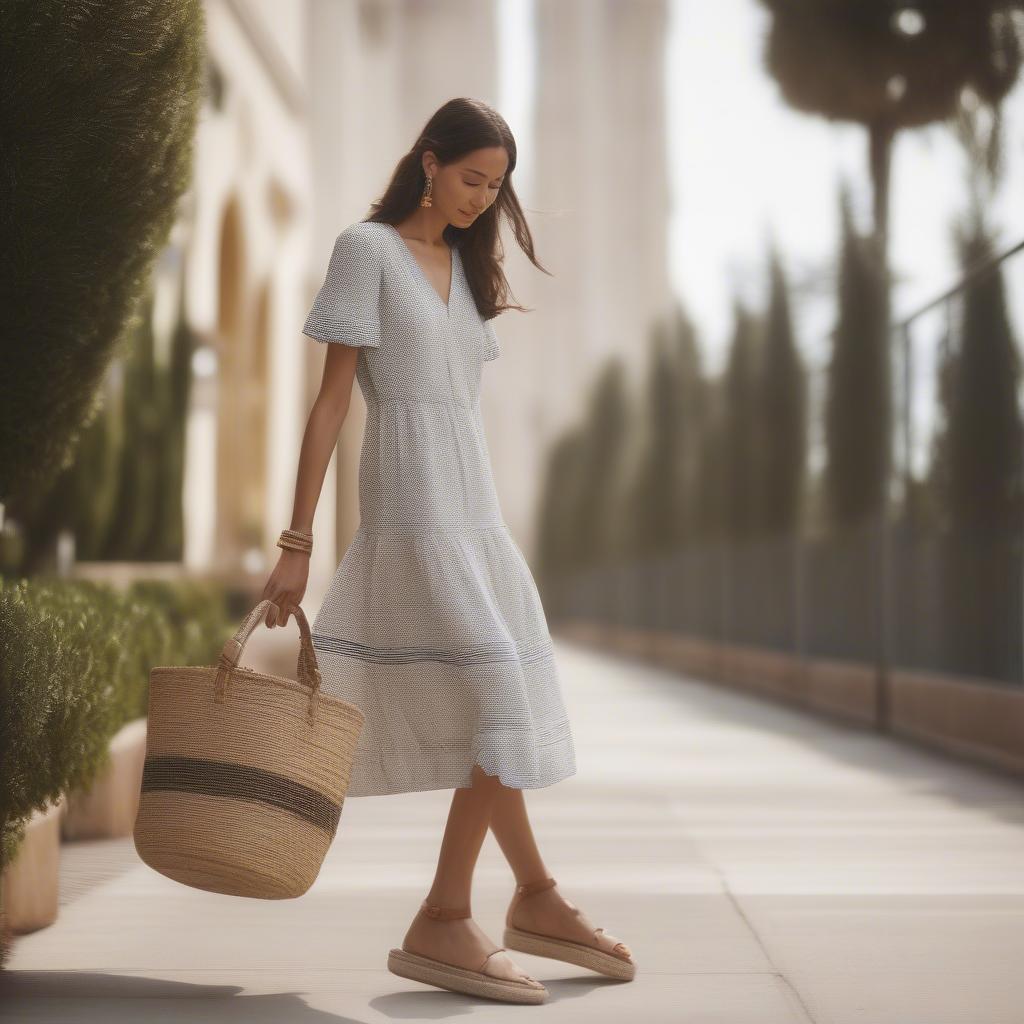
(133, 598), (365, 899)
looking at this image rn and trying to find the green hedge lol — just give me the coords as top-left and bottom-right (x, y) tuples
(0, 574), (233, 869)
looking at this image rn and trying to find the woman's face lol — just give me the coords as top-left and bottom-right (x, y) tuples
(428, 147), (508, 228)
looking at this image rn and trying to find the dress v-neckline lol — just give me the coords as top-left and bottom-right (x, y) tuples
(384, 222), (457, 314)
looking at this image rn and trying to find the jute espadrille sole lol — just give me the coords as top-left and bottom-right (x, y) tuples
(387, 947), (548, 1004)
(502, 926), (637, 981)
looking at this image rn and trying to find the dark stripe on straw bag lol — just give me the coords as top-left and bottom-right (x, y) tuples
(141, 755), (342, 832)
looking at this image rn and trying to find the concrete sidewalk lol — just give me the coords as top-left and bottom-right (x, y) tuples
(3, 636), (1024, 1022)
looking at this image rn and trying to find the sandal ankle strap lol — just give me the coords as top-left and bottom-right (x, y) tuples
(420, 899), (471, 921)
(515, 875), (557, 898)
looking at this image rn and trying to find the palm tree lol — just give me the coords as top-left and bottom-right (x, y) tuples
(758, 1), (1022, 264)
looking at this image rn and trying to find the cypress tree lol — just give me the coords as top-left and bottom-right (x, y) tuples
(933, 205), (1023, 677)
(101, 296), (161, 560)
(721, 297), (764, 541)
(823, 182), (890, 528)
(759, 243), (807, 537)
(628, 316), (685, 557)
(146, 272), (193, 559)
(573, 360), (634, 567)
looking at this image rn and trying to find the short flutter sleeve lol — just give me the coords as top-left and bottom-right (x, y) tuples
(303, 224), (383, 348)
(482, 317), (500, 361)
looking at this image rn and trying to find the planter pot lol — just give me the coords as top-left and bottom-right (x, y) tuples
(61, 717), (148, 841)
(1, 794), (66, 935)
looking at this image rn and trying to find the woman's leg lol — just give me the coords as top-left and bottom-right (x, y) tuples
(489, 785), (634, 962)
(400, 765), (543, 985)
(486, 783), (550, 885)
(425, 764), (502, 905)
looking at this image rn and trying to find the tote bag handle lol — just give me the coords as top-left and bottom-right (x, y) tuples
(213, 599), (322, 723)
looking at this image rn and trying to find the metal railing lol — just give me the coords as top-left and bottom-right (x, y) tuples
(551, 237), (1024, 708)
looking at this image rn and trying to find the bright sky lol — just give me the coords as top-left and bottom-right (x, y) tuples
(667, 0), (1024, 372)
(500, 0), (1024, 472)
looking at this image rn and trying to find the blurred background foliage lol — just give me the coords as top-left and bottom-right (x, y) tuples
(535, 0), (1024, 683)
(0, 0), (204, 512)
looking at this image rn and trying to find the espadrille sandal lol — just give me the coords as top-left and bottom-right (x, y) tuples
(503, 876), (636, 981)
(387, 899), (548, 1004)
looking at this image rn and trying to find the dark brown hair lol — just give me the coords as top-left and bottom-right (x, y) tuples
(364, 97), (550, 320)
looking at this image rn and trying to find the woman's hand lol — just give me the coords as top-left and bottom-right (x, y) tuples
(261, 549), (310, 628)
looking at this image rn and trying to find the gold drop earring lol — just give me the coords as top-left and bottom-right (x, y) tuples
(420, 174), (433, 208)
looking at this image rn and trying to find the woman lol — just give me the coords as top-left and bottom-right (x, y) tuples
(261, 98), (635, 1005)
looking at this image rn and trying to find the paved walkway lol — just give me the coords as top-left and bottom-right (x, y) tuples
(3, 634), (1024, 1022)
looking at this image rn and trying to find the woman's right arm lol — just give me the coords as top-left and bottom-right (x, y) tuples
(261, 343), (361, 628)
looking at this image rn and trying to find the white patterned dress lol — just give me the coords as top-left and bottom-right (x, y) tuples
(302, 219), (577, 797)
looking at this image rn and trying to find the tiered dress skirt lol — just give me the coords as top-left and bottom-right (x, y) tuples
(302, 219), (577, 796)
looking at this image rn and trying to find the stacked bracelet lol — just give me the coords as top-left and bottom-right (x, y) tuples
(277, 528), (313, 555)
